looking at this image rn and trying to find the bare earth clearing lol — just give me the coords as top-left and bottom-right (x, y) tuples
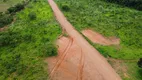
(46, 0), (122, 80)
(82, 29), (120, 45)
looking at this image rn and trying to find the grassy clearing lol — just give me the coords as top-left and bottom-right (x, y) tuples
(0, 0), (61, 79)
(0, 0), (23, 12)
(55, 0), (142, 80)
(108, 59), (142, 80)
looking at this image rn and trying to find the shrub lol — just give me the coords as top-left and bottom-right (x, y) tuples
(1, 53), (21, 75)
(16, 64), (27, 75)
(15, 3), (25, 11)
(3, 0), (7, 2)
(0, 14), (13, 28)
(41, 43), (57, 57)
(0, 31), (22, 47)
(7, 3), (25, 13)
(7, 7), (17, 13)
(28, 12), (37, 20)
(61, 4), (70, 12)
(138, 58), (142, 68)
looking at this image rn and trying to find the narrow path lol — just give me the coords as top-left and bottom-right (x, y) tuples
(47, 0), (122, 80)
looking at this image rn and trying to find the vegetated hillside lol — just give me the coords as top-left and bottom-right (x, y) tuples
(0, 0), (61, 79)
(55, 0), (142, 80)
(0, 0), (23, 12)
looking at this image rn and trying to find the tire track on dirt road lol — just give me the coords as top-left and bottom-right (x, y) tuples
(76, 48), (85, 80)
(49, 37), (73, 79)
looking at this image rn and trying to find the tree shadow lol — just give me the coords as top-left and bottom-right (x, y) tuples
(103, 0), (142, 11)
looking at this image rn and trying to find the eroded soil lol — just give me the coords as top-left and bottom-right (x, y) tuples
(82, 29), (120, 45)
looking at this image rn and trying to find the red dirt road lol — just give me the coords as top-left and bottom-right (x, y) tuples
(47, 0), (122, 80)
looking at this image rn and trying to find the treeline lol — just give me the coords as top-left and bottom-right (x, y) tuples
(0, 0), (30, 28)
(105, 0), (142, 10)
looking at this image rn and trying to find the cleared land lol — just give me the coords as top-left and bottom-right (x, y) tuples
(55, 0), (142, 80)
(47, 0), (121, 80)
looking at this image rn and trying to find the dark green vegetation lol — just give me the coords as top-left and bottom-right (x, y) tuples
(105, 0), (142, 11)
(138, 58), (142, 68)
(0, 0), (28, 28)
(0, 0), (61, 79)
(7, 3), (25, 14)
(0, 13), (13, 28)
(55, 0), (142, 80)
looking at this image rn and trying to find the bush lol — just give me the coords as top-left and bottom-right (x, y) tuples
(138, 58), (142, 68)
(16, 64), (27, 75)
(0, 14), (13, 28)
(3, 0), (7, 2)
(0, 53), (21, 75)
(7, 7), (17, 14)
(0, 31), (22, 47)
(8, 3), (25, 13)
(15, 3), (25, 11)
(41, 43), (57, 57)
(61, 4), (70, 12)
(28, 12), (37, 20)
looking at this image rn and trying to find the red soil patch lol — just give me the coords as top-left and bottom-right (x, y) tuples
(82, 29), (120, 45)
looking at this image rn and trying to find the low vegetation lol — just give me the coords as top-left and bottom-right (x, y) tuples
(138, 58), (142, 68)
(0, 13), (13, 28)
(7, 3), (25, 14)
(55, 0), (142, 80)
(0, 0), (61, 79)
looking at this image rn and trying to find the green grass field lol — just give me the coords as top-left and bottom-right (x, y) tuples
(0, 0), (23, 12)
(0, 0), (61, 79)
(55, 0), (142, 80)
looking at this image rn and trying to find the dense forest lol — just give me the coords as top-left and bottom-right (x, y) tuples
(105, 0), (142, 10)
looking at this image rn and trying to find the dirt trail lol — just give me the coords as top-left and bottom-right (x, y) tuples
(47, 0), (122, 80)
(82, 29), (120, 45)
